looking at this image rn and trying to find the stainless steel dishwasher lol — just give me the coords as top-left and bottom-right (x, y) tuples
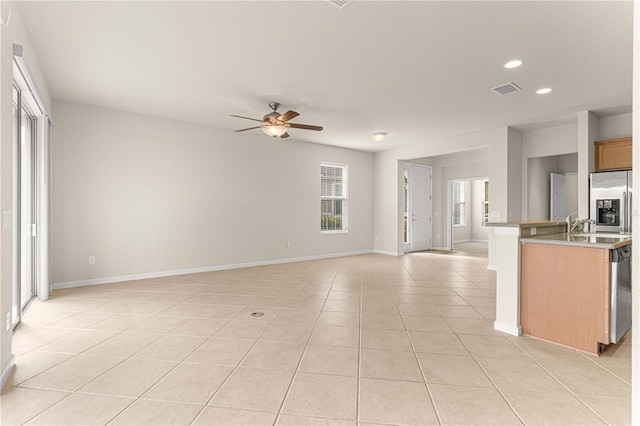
(610, 244), (631, 344)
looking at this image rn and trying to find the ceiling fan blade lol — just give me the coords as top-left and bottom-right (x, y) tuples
(288, 123), (323, 131)
(230, 114), (264, 123)
(235, 126), (263, 132)
(280, 132), (290, 139)
(278, 110), (299, 123)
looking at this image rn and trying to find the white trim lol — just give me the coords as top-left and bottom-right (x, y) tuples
(494, 320), (522, 336)
(487, 264), (497, 271)
(13, 44), (52, 121)
(53, 250), (374, 289)
(373, 249), (403, 256)
(492, 226), (521, 237)
(1, 355), (15, 389)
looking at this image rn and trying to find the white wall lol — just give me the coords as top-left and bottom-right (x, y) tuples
(410, 150), (488, 249)
(521, 122), (579, 220)
(51, 101), (374, 285)
(0, 1), (53, 387)
(373, 127), (503, 255)
(599, 112), (632, 140)
(527, 156), (558, 220)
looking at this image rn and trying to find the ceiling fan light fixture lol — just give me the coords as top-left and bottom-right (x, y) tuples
(372, 132), (387, 142)
(262, 125), (288, 137)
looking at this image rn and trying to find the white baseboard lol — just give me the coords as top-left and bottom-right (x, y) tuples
(493, 320), (522, 337)
(52, 250), (375, 290)
(1, 354), (15, 389)
(373, 249), (403, 256)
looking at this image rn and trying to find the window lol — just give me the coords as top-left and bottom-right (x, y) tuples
(452, 180), (466, 226)
(321, 162), (348, 232)
(483, 179), (489, 223)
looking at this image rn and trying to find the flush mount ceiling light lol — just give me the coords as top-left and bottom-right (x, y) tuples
(372, 132), (387, 142)
(262, 125), (289, 138)
(504, 60), (523, 69)
(536, 87), (553, 95)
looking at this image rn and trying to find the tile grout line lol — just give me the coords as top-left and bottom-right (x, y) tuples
(402, 266), (444, 426)
(271, 267), (355, 425)
(506, 337), (613, 425)
(189, 278), (311, 426)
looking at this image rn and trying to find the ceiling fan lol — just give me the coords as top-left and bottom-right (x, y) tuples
(231, 102), (323, 139)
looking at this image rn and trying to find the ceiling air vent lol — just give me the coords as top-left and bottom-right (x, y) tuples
(491, 82), (521, 95)
(326, 0), (353, 10)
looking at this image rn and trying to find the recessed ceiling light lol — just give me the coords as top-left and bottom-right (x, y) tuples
(504, 60), (523, 69)
(536, 88), (553, 95)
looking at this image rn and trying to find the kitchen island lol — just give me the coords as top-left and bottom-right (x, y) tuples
(486, 220), (566, 337)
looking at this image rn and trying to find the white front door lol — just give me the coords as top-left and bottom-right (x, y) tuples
(550, 173), (566, 220)
(409, 165), (432, 252)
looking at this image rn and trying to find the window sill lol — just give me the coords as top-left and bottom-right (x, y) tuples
(321, 230), (349, 235)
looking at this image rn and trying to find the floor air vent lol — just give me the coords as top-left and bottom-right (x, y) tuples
(326, 0), (353, 9)
(491, 82), (521, 95)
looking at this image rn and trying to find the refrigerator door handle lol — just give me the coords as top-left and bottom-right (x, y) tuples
(622, 192), (627, 233)
(629, 192), (632, 233)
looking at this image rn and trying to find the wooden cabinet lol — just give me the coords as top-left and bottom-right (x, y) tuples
(595, 137), (632, 172)
(520, 243), (610, 354)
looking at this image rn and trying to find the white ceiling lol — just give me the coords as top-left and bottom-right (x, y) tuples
(16, 1), (633, 152)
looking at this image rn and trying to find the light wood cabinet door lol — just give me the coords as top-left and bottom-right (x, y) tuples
(520, 243), (610, 354)
(595, 137), (632, 172)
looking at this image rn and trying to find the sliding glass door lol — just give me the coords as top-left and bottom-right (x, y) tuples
(13, 84), (37, 326)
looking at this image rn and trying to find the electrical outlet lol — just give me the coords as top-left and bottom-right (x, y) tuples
(5, 311), (10, 331)
(89, 256), (96, 265)
(530, 227), (537, 236)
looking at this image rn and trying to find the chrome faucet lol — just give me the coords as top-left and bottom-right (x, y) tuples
(565, 211), (595, 233)
(565, 211), (578, 232)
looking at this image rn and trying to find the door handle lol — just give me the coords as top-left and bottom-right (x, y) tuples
(623, 192), (627, 232)
(629, 192), (632, 232)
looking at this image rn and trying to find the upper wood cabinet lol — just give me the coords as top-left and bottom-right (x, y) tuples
(595, 137), (632, 172)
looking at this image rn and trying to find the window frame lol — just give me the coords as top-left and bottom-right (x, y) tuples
(452, 180), (466, 227)
(320, 162), (348, 234)
(482, 179), (489, 224)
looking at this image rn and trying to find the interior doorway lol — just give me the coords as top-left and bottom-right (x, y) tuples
(446, 177), (489, 252)
(403, 164), (432, 253)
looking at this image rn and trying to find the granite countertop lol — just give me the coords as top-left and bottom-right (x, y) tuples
(520, 232), (632, 249)
(486, 220), (566, 228)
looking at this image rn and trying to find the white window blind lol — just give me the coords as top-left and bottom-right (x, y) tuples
(453, 181), (466, 226)
(321, 162), (348, 233)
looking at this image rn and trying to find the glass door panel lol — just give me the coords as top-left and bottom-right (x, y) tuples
(13, 84), (37, 326)
(20, 106), (36, 309)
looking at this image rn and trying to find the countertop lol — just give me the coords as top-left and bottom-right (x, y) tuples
(520, 232), (632, 249)
(485, 220), (566, 228)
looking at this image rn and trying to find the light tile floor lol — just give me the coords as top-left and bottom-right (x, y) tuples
(1, 248), (631, 425)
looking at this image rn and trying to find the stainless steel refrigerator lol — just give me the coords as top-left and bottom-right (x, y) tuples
(590, 171), (633, 233)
